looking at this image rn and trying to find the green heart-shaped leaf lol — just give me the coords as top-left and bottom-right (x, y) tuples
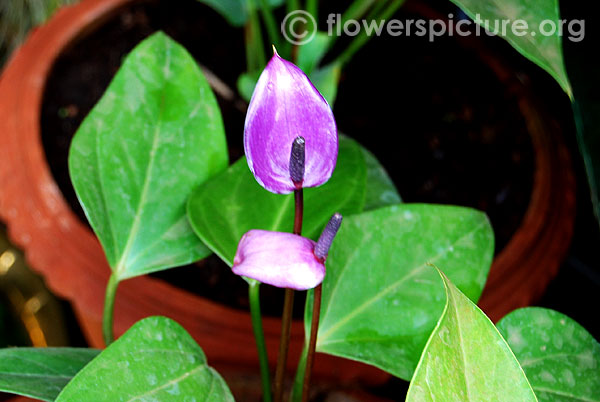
(0, 348), (99, 401)
(69, 32), (228, 280)
(56, 317), (233, 401)
(498, 307), (600, 401)
(187, 136), (368, 265)
(406, 268), (537, 401)
(309, 204), (494, 380)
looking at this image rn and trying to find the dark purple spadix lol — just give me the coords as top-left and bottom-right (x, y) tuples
(244, 51), (338, 194)
(289, 136), (305, 185)
(314, 213), (343, 260)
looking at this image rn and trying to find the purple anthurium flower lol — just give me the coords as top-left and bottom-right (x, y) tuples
(244, 50), (338, 194)
(232, 214), (343, 290)
(233, 230), (324, 290)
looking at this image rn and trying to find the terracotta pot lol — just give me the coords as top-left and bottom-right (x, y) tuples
(6, 397), (35, 402)
(0, 0), (574, 393)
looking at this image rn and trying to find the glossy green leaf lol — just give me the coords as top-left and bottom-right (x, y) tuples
(406, 269), (537, 401)
(187, 136), (368, 265)
(69, 32), (228, 280)
(361, 146), (402, 210)
(0, 348), (99, 401)
(310, 204), (494, 380)
(449, 0), (571, 96)
(56, 317), (233, 401)
(497, 307), (600, 401)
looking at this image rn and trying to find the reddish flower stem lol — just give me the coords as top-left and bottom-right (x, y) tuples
(302, 283), (321, 402)
(273, 189), (303, 402)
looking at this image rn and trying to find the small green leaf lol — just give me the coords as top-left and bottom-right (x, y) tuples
(310, 63), (341, 106)
(297, 32), (331, 75)
(361, 146), (401, 210)
(237, 70), (261, 102)
(0, 348), (99, 401)
(497, 307), (600, 402)
(56, 317), (233, 401)
(310, 204), (494, 380)
(187, 136), (368, 265)
(195, 0), (284, 27)
(69, 32), (228, 280)
(406, 268), (537, 401)
(196, 0), (247, 26)
(449, 0), (571, 96)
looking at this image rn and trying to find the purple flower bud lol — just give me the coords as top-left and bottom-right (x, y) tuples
(244, 51), (338, 194)
(232, 230), (325, 290)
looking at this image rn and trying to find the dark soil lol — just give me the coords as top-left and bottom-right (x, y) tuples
(41, 0), (535, 317)
(329, 3), (535, 253)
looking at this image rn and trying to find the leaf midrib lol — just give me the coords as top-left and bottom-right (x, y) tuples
(532, 386), (599, 402)
(1, 354), (79, 376)
(318, 220), (486, 343)
(113, 42), (171, 278)
(0, 372), (72, 380)
(125, 365), (204, 402)
(450, 285), (473, 401)
(270, 193), (293, 232)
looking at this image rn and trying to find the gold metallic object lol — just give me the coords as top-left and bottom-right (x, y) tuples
(1, 226), (69, 346)
(0, 250), (16, 274)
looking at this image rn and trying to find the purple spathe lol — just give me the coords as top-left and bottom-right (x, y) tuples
(244, 52), (338, 194)
(232, 230), (325, 290)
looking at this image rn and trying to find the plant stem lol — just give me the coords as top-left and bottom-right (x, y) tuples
(249, 281), (273, 402)
(102, 273), (119, 346)
(302, 284), (322, 402)
(293, 189), (303, 235)
(245, 0), (267, 72)
(274, 189), (304, 402)
(291, 344), (308, 402)
(286, 0), (300, 13)
(328, 0), (376, 49)
(339, 0), (375, 26)
(258, 0), (281, 50)
(306, 0), (318, 21)
(332, 0), (405, 67)
(274, 288), (294, 402)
